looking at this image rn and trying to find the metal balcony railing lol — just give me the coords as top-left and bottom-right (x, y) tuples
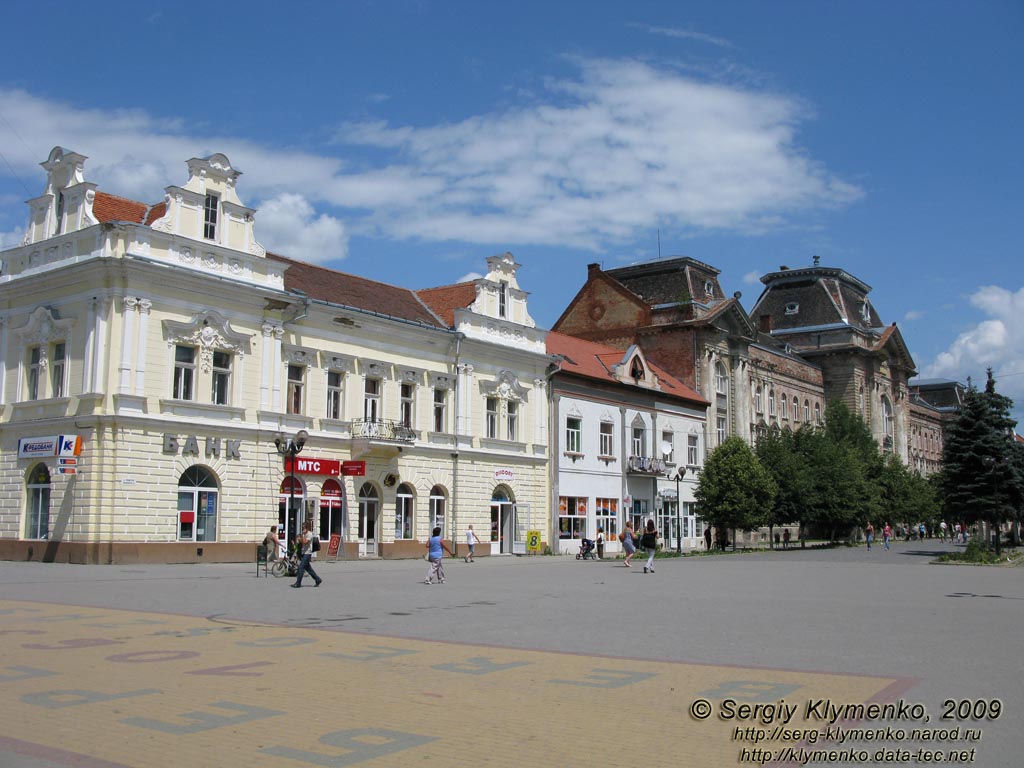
(351, 418), (417, 443)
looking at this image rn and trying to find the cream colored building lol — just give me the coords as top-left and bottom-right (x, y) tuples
(0, 147), (552, 563)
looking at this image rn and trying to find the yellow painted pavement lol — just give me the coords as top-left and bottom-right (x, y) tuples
(0, 600), (905, 767)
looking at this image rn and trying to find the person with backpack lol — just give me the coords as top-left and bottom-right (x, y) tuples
(291, 521), (322, 588)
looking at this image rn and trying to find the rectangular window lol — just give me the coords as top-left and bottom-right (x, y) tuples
(565, 416), (582, 454)
(486, 397), (499, 439)
(498, 280), (508, 318)
(716, 415), (727, 445)
(600, 422), (614, 457)
(173, 345), (196, 400)
(363, 378), (381, 422)
(596, 498), (618, 540)
(211, 350), (231, 405)
(687, 434), (699, 466)
(769, 390), (776, 417)
(632, 426), (645, 458)
(662, 431), (674, 464)
(754, 387), (763, 413)
(27, 346), (41, 400)
(287, 364), (305, 415)
(203, 193), (219, 240)
(326, 371), (343, 420)
(781, 396), (789, 420)
(558, 496), (587, 539)
(506, 400), (518, 442)
(51, 342), (66, 399)
(433, 388), (447, 432)
(400, 383), (414, 428)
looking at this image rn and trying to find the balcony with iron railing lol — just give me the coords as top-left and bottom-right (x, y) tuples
(351, 419), (417, 443)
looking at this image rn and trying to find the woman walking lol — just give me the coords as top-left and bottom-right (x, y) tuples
(424, 526), (454, 584)
(619, 520), (637, 568)
(641, 519), (658, 573)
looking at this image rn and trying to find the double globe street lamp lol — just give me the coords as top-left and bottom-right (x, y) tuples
(274, 429), (309, 545)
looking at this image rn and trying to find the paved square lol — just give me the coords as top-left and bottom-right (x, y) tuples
(1, 543), (1020, 767)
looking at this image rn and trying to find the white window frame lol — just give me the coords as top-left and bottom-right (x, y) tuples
(287, 364), (305, 415)
(400, 382), (414, 428)
(394, 484), (414, 540)
(27, 345), (42, 401)
(327, 371), (344, 420)
(486, 397), (499, 439)
(173, 345), (196, 401)
(364, 377), (381, 422)
(687, 434), (699, 466)
(203, 193), (219, 240)
(211, 349), (231, 406)
(632, 425), (646, 458)
(429, 486), (447, 536)
(599, 421), (614, 457)
(565, 416), (582, 454)
(51, 342), (67, 399)
(506, 400), (519, 442)
(433, 387), (447, 432)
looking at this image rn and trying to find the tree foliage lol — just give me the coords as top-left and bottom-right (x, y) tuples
(696, 436), (777, 537)
(940, 370), (1021, 553)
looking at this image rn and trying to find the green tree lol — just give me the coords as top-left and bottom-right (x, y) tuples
(794, 426), (870, 542)
(940, 370), (1020, 554)
(696, 436), (777, 548)
(755, 428), (812, 547)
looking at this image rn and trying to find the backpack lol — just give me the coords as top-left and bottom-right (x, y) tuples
(312, 536), (321, 552)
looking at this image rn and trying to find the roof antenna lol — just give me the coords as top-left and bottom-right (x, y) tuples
(657, 229), (661, 259)
(813, 254), (820, 266)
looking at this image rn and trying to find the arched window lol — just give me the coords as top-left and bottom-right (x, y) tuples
(429, 485), (447, 535)
(814, 402), (821, 424)
(803, 400), (810, 422)
(780, 393), (789, 420)
(881, 396), (894, 449)
(178, 466), (219, 542)
(394, 483), (414, 540)
(715, 363), (728, 395)
(792, 397), (800, 422)
(278, 474), (306, 542)
(629, 357), (646, 380)
(358, 483), (379, 553)
(26, 463), (51, 540)
(768, 389), (776, 417)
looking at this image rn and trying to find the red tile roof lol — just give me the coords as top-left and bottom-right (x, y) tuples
(547, 331), (708, 407)
(267, 253), (446, 328)
(416, 282), (478, 327)
(92, 192), (150, 224)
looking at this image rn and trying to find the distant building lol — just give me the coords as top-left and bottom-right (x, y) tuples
(546, 332), (709, 553)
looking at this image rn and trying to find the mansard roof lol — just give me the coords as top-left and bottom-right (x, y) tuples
(751, 263), (882, 333)
(605, 256), (727, 308)
(267, 253), (446, 328)
(547, 331), (708, 408)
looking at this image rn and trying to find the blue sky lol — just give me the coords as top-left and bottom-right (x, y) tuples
(1, 1), (1022, 423)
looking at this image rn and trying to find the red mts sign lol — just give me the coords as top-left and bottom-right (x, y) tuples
(284, 457), (341, 476)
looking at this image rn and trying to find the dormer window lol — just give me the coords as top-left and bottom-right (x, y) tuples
(498, 280), (508, 319)
(630, 357), (645, 381)
(704, 280), (714, 296)
(203, 193), (219, 240)
(860, 300), (870, 322)
(785, 302), (799, 315)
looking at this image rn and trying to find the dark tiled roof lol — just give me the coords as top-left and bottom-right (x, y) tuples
(267, 253), (446, 328)
(416, 282), (478, 328)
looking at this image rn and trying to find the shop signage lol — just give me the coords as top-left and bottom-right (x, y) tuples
(285, 457), (342, 476)
(18, 434), (82, 459)
(163, 434), (241, 459)
(494, 468), (515, 483)
(341, 461), (366, 476)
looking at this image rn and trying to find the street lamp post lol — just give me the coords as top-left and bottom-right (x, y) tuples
(275, 430), (308, 545)
(674, 467), (687, 554)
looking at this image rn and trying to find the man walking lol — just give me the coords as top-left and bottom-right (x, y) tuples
(291, 521), (322, 588)
(464, 524), (481, 563)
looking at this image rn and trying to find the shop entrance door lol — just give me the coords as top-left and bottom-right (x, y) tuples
(358, 482), (379, 557)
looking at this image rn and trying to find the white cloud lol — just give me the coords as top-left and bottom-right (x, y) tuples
(1, 58), (861, 256)
(904, 309), (924, 321)
(255, 193), (347, 264)
(0, 225), (25, 250)
(742, 270), (762, 285)
(923, 285), (1024, 418)
(457, 271), (484, 283)
(630, 23), (735, 49)
(332, 57), (862, 249)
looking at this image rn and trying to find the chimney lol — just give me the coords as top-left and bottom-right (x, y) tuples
(759, 314), (773, 332)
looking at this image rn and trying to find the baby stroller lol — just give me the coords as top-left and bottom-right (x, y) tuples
(576, 538), (597, 560)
